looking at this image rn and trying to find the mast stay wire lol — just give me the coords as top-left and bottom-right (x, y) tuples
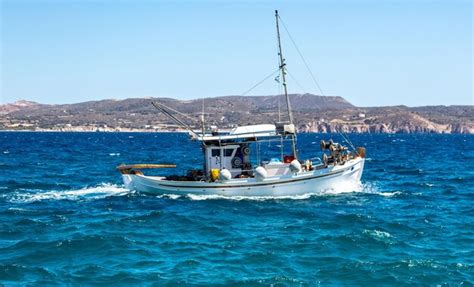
(286, 70), (307, 94)
(240, 68), (281, 96)
(152, 67), (283, 139)
(151, 101), (200, 138)
(277, 14), (356, 150)
(152, 101), (199, 123)
(277, 15), (325, 99)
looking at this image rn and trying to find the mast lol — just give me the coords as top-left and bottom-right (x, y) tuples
(201, 98), (205, 136)
(275, 10), (297, 159)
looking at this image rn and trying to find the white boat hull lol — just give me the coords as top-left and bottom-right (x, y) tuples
(122, 157), (365, 197)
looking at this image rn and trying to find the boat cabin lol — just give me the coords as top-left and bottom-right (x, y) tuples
(196, 123), (296, 179)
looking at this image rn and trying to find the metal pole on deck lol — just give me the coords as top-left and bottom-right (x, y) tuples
(275, 10), (297, 159)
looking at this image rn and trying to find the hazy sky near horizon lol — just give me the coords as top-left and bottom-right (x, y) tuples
(1, 0), (472, 107)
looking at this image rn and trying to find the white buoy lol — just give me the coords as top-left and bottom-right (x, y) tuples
(289, 159), (302, 173)
(255, 166), (268, 181)
(219, 168), (232, 181)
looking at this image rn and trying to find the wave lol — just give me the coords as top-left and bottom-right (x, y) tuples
(357, 181), (403, 197)
(8, 183), (131, 203)
(6, 181), (401, 203)
(184, 193), (315, 201)
(155, 181), (402, 201)
(363, 229), (392, 240)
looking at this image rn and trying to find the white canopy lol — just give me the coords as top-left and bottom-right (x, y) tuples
(195, 124), (278, 141)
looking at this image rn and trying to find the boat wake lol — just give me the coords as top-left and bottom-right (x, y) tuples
(156, 181), (401, 201)
(184, 193), (315, 201)
(6, 182), (400, 203)
(8, 183), (131, 203)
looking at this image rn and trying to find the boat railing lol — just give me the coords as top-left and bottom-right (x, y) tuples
(308, 157), (323, 164)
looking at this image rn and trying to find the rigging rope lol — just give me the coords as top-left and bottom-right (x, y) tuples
(286, 70), (306, 94)
(240, 68), (280, 96)
(277, 14), (356, 150)
(278, 16), (325, 97)
(151, 101), (200, 138)
(154, 101), (199, 123)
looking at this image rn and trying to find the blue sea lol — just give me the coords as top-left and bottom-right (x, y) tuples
(0, 132), (473, 286)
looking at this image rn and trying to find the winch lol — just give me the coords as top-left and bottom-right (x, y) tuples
(320, 139), (349, 166)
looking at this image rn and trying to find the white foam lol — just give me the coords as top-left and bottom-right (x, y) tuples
(364, 229), (392, 239)
(9, 183), (130, 203)
(6, 180), (401, 203)
(321, 180), (364, 195)
(7, 207), (27, 211)
(356, 182), (403, 197)
(156, 194), (181, 200)
(155, 181), (362, 201)
(153, 181), (402, 201)
(109, 153), (120, 156)
(186, 193), (315, 201)
(377, 191), (402, 197)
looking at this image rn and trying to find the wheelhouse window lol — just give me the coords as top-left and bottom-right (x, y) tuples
(211, 149), (220, 157)
(224, 149), (234, 157)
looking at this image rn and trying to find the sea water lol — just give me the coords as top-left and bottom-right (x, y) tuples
(0, 132), (472, 285)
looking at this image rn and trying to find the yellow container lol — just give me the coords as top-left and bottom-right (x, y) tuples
(210, 169), (220, 181)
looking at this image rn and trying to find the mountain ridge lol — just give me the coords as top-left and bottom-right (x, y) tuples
(1, 94), (472, 134)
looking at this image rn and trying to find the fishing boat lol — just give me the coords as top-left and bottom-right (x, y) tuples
(118, 11), (366, 196)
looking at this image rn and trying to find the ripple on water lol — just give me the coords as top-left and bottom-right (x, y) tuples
(0, 132), (472, 285)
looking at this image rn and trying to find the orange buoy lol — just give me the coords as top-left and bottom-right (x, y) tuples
(357, 147), (366, 158)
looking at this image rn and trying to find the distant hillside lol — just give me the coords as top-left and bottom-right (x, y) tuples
(0, 100), (46, 115)
(1, 94), (472, 134)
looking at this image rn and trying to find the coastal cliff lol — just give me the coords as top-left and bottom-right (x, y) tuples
(1, 95), (472, 134)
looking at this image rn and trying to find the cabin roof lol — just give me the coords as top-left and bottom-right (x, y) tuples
(195, 124), (278, 142)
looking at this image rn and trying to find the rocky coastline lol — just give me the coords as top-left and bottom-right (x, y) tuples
(1, 95), (472, 134)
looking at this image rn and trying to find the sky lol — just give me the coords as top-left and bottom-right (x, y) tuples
(0, 0), (472, 107)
